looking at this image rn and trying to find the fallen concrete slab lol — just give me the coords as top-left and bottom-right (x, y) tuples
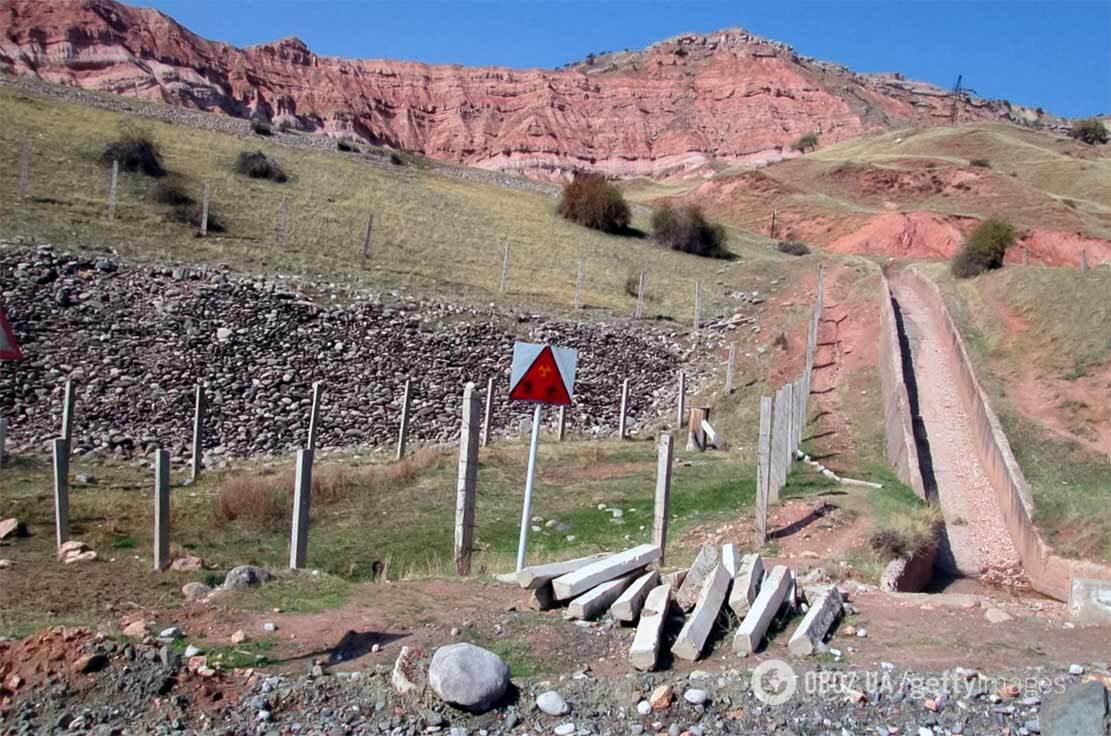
(733, 565), (791, 656)
(672, 563), (731, 661)
(630, 584), (672, 671)
(728, 554), (763, 617)
(701, 420), (726, 450)
(676, 544), (721, 611)
(567, 572), (639, 619)
(552, 544), (660, 600)
(787, 585), (844, 656)
(721, 544), (739, 578)
(1069, 578), (1111, 625)
(511, 553), (608, 590)
(611, 570), (660, 623)
(661, 568), (687, 590)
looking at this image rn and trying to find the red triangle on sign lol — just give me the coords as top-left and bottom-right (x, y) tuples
(509, 346), (571, 406)
(0, 305), (22, 361)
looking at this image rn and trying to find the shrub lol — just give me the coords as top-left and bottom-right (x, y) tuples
(624, 273), (641, 298)
(148, 179), (194, 207)
(651, 204), (727, 257)
(951, 217), (1016, 278)
(278, 119), (296, 133)
(969, 158), (991, 168)
(1070, 117), (1109, 145)
(337, 140), (359, 153)
(777, 240), (811, 256)
(791, 132), (819, 153)
(389, 151), (404, 166)
(101, 124), (165, 177)
(235, 150), (288, 182)
(557, 173), (631, 234)
(251, 119), (273, 136)
(170, 203), (225, 233)
(1063, 198), (1077, 209)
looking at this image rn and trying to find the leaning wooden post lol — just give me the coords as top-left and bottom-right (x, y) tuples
(0, 418), (6, 466)
(361, 212), (374, 269)
(52, 437), (70, 550)
(725, 344), (736, 394)
(199, 182), (210, 237)
(653, 433), (674, 564)
(307, 381), (322, 450)
(396, 379), (412, 460)
(693, 280), (702, 331)
(618, 378), (630, 439)
(107, 159), (119, 221)
(18, 141), (30, 198)
(770, 209), (777, 239)
(191, 385), (205, 482)
(154, 449), (171, 571)
(288, 448), (314, 570)
(677, 371), (687, 427)
(454, 382), (481, 576)
(557, 405), (567, 442)
(480, 377), (494, 447)
(499, 241), (511, 293)
(574, 258), (584, 309)
(61, 379), (75, 446)
(637, 272), (647, 318)
(755, 396), (772, 547)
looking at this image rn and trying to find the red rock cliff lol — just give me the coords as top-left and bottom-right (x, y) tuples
(0, 0), (1053, 179)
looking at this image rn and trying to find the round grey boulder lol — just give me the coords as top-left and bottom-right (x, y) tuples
(536, 690), (569, 716)
(222, 565), (273, 590)
(428, 643), (510, 712)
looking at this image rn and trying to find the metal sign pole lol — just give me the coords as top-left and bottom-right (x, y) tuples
(516, 403), (544, 571)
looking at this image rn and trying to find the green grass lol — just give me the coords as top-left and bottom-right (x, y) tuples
(0, 85), (786, 321)
(231, 572), (355, 614)
(204, 639), (276, 669)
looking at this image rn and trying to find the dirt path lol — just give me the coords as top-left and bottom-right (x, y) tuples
(890, 278), (1022, 580)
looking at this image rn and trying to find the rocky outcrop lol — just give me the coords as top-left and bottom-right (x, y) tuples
(0, 1), (1057, 180)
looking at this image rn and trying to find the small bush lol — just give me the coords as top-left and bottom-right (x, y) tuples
(251, 119), (273, 136)
(101, 124), (165, 177)
(278, 120), (297, 133)
(791, 132), (819, 153)
(651, 204), (727, 257)
(337, 140), (359, 153)
(170, 203), (225, 232)
(1062, 198), (1077, 209)
(969, 158), (991, 168)
(869, 529), (908, 560)
(148, 179), (194, 207)
(1070, 117), (1109, 145)
(624, 273), (641, 298)
(557, 173), (631, 234)
(951, 217), (1016, 279)
(389, 151), (404, 166)
(777, 240), (811, 256)
(235, 150), (288, 182)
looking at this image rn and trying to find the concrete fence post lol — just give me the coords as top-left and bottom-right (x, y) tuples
(770, 386), (788, 502)
(770, 209), (777, 239)
(1080, 249), (1089, 272)
(396, 379), (412, 460)
(154, 449), (170, 571)
(0, 417), (6, 466)
(1023, 246), (1030, 266)
(289, 448), (314, 570)
(694, 280), (702, 331)
(557, 405), (567, 442)
(756, 395), (772, 547)
(307, 381), (322, 450)
(677, 371), (686, 427)
(276, 196), (290, 245)
(499, 240), (511, 293)
(52, 437), (70, 550)
(574, 258), (585, 309)
(725, 345), (736, 394)
(61, 379), (75, 446)
(18, 141), (30, 198)
(653, 433), (674, 563)
(481, 377), (494, 447)
(454, 382), (481, 576)
(108, 159), (119, 221)
(191, 385), (205, 482)
(618, 378), (630, 439)
(199, 182), (210, 237)
(634, 272), (646, 319)
(361, 212), (374, 269)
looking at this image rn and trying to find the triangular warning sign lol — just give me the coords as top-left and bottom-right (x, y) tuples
(509, 346), (572, 406)
(0, 305), (22, 361)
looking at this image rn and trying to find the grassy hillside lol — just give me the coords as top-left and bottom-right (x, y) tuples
(932, 263), (1111, 562)
(0, 84), (790, 321)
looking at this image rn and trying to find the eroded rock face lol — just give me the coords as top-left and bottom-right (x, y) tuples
(0, 1), (1053, 180)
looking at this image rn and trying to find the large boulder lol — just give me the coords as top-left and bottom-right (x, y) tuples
(222, 565), (272, 590)
(427, 643), (510, 712)
(1040, 680), (1109, 735)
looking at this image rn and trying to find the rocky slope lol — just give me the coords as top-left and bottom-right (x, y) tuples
(0, 0), (1056, 180)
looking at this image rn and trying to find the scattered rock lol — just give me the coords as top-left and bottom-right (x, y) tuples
(985, 608), (1013, 624)
(181, 582), (212, 602)
(392, 646), (428, 696)
(230, 629), (248, 645)
(428, 643), (510, 713)
(170, 555), (204, 572)
(554, 724), (576, 736)
(222, 565), (273, 590)
(1039, 681), (1108, 736)
(0, 518), (25, 540)
(536, 690), (570, 716)
(649, 684), (673, 711)
(72, 653), (109, 674)
(684, 689), (708, 705)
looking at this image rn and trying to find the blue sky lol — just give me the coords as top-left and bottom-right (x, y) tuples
(142, 1), (1109, 118)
